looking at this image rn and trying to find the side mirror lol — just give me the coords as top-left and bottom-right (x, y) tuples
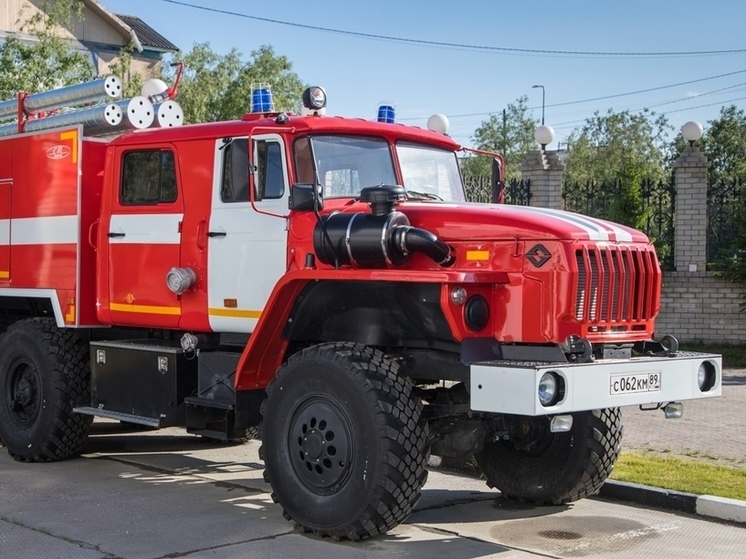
(289, 183), (323, 212)
(490, 157), (504, 204)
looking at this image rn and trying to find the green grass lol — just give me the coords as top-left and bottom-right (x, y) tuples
(680, 342), (746, 368)
(611, 452), (746, 500)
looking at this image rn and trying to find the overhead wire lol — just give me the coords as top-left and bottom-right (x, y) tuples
(159, 0), (746, 58)
(400, 69), (746, 122)
(157, 0), (745, 141)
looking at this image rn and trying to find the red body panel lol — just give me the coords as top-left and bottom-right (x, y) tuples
(0, 126), (105, 326)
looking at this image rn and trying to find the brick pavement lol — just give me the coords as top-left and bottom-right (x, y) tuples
(620, 369), (746, 467)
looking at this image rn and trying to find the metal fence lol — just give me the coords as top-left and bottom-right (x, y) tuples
(707, 177), (743, 264)
(465, 170), (744, 273)
(464, 176), (532, 205)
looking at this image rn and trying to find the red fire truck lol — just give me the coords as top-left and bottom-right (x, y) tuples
(0, 82), (721, 540)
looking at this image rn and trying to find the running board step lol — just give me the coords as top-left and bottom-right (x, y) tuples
(73, 407), (161, 428)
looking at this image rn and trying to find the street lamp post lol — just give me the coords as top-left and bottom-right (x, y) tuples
(532, 84), (545, 125)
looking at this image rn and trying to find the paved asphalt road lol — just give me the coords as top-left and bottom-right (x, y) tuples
(1, 399), (745, 559)
(0, 369), (744, 558)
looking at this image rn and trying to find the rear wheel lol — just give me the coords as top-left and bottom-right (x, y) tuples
(260, 342), (428, 540)
(474, 408), (622, 504)
(0, 318), (92, 462)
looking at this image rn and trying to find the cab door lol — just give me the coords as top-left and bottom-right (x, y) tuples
(104, 146), (184, 328)
(207, 134), (289, 333)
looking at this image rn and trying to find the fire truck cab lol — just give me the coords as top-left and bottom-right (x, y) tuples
(0, 83), (722, 540)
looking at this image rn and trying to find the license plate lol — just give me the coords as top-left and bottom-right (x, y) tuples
(610, 372), (661, 395)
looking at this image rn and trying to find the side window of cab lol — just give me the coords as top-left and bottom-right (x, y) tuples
(221, 138), (249, 203)
(121, 150), (177, 205)
(255, 140), (284, 199)
(220, 138), (285, 203)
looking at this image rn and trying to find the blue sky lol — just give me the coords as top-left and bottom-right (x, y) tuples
(104, 0), (746, 149)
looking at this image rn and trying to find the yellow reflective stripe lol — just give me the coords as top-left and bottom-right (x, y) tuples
(60, 130), (78, 164)
(110, 303), (181, 316)
(0, 271), (9, 279)
(209, 308), (262, 319)
(466, 250), (490, 261)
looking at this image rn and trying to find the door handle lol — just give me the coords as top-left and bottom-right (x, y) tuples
(207, 231), (227, 238)
(107, 232), (125, 238)
(88, 220), (99, 249)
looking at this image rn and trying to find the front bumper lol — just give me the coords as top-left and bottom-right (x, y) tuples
(470, 351), (722, 416)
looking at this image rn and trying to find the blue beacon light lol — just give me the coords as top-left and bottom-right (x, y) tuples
(377, 104), (395, 123)
(251, 86), (273, 113)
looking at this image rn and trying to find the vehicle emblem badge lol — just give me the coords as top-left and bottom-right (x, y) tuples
(46, 145), (71, 160)
(526, 244), (551, 268)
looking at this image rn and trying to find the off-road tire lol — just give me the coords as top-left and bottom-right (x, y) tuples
(0, 318), (93, 462)
(260, 342), (428, 540)
(474, 408), (622, 505)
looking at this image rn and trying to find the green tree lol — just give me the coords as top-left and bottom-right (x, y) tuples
(564, 108), (671, 185)
(461, 96), (538, 180)
(701, 105), (746, 185)
(107, 42), (143, 98)
(0, 0), (94, 103)
(563, 109), (670, 232)
(167, 43), (306, 124)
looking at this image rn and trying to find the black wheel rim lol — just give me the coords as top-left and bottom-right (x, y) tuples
(288, 396), (353, 494)
(6, 358), (42, 428)
(508, 416), (561, 460)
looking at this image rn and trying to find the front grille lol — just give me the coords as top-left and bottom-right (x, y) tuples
(574, 246), (658, 326)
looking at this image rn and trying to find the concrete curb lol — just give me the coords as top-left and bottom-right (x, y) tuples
(599, 480), (746, 525)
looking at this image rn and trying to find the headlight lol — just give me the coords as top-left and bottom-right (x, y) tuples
(697, 361), (717, 392)
(538, 372), (559, 406)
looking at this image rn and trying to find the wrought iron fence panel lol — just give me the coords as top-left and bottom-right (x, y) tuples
(463, 175), (531, 205)
(505, 177), (532, 206)
(707, 177), (742, 263)
(463, 175), (492, 203)
(641, 177), (676, 272)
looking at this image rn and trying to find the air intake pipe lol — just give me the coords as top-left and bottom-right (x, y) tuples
(313, 185), (452, 268)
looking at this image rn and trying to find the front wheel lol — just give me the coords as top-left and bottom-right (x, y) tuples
(474, 408), (622, 505)
(260, 342), (428, 540)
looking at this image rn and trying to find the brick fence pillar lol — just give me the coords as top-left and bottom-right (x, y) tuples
(673, 146), (709, 272)
(519, 150), (564, 209)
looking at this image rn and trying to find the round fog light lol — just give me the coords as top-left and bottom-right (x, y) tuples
(464, 295), (490, 331)
(538, 372), (559, 406)
(697, 361), (716, 392)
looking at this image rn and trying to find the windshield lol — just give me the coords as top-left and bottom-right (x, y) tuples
(292, 135), (465, 201)
(396, 143), (465, 202)
(295, 136), (397, 198)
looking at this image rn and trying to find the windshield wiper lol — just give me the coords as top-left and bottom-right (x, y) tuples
(406, 190), (443, 201)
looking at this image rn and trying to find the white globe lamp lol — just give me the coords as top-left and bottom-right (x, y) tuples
(535, 124), (555, 150)
(427, 113), (450, 135)
(681, 121), (703, 145)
